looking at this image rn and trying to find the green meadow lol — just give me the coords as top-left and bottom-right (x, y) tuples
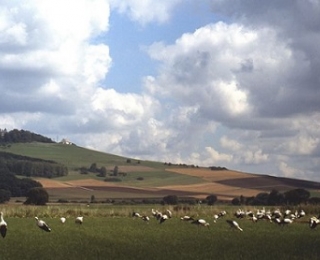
(1, 204), (320, 260)
(4, 142), (206, 188)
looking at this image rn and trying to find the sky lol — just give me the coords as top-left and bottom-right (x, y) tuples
(1, 0), (320, 181)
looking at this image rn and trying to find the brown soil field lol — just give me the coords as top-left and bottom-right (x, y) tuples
(36, 168), (320, 201)
(166, 168), (259, 182)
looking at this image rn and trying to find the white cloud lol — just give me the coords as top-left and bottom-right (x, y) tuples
(204, 146), (233, 163)
(145, 22), (292, 121)
(109, 0), (182, 25)
(278, 161), (299, 179)
(90, 88), (158, 127)
(278, 133), (319, 156)
(0, 0), (111, 115)
(220, 136), (242, 152)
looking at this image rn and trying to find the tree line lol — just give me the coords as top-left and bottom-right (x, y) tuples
(0, 128), (54, 143)
(0, 152), (68, 178)
(231, 188), (314, 206)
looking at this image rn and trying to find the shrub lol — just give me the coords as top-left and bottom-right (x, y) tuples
(206, 194), (217, 205)
(24, 187), (49, 205)
(162, 195), (178, 205)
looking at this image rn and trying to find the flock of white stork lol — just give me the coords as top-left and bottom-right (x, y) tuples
(0, 207), (319, 238)
(132, 208), (242, 231)
(131, 207), (320, 232)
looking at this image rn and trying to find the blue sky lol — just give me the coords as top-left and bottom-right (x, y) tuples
(0, 0), (320, 182)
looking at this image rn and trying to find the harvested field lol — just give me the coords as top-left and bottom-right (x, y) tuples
(166, 168), (259, 181)
(36, 167), (320, 202)
(34, 178), (71, 188)
(157, 182), (262, 200)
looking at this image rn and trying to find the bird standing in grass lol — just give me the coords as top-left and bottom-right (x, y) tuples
(0, 212), (7, 238)
(180, 216), (194, 221)
(141, 215), (150, 222)
(191, 219), (210, 228)
(75, 216), (83, 225)
(132, 212), (141, 218)
(226, 220), (243, 231)
(159, 214), (168, 224)
(35, 217), (51, 232)
(309, 217), (320, 229)
(60, 217), (66, 224)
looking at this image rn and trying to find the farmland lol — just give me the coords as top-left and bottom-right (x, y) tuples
(3, 142), (320, 203)
(1, 204), (320, 260)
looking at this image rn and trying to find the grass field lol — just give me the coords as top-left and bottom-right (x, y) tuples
(1, 204), (320, 260)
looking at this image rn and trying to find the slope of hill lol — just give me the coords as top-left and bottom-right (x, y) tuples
(2, 142), (320, 202)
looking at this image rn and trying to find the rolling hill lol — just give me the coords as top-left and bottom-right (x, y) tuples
(2, 142), (320, 202)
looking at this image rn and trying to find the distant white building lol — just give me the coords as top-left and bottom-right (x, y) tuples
(60, 138), (73, 145)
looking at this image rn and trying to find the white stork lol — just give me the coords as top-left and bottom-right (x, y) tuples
(213, 214), (219, 223)
(191, 219), (210, 228)
(309, 216), (320, 229)
(180, 216), (194, 221)
(281, 218), (293, 226)
(166, 209), (172, 218)
(226, 220), (243, 231)
(132, 212), (141, 218)
(159, 214), (168, 224)
(35, 217), (51, 232)
(0, 212), (7, 238)
(75, 216), (83, 225)
(60, 217), (66, 224)
(141, 215), (150, 222)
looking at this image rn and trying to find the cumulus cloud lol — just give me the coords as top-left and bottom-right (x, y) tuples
(0, 0), (111, 116)
(109, 0), (182, 25)
(146, 22), (293, 121)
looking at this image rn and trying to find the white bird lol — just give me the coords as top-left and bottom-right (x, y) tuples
(132, 212), (141, 218)
(159, 214), (168, 224)
(191, 219), (210, 228)
(35, 217), (51, 232)
(0, 212), (7, 238)
(180, 216), (194, 221)
(166, 209), (172, 218)
(250, 215), (258, 223)
(213, 214), (219, 223)
(218, 210), (227, 217)
(75, 216), (83, 225)
(141, 215), (150, 222)
(151, 208), (157, 217)
(281, 218), (293, 225)
(226, 220), (243, 231)
(60, 217), (66, 224)
(309, 216), (320, 229)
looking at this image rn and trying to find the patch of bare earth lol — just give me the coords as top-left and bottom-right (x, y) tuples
(166, 168), (259, 182)
(34, 178), (71, 188)
(160, 168), (265, 199)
